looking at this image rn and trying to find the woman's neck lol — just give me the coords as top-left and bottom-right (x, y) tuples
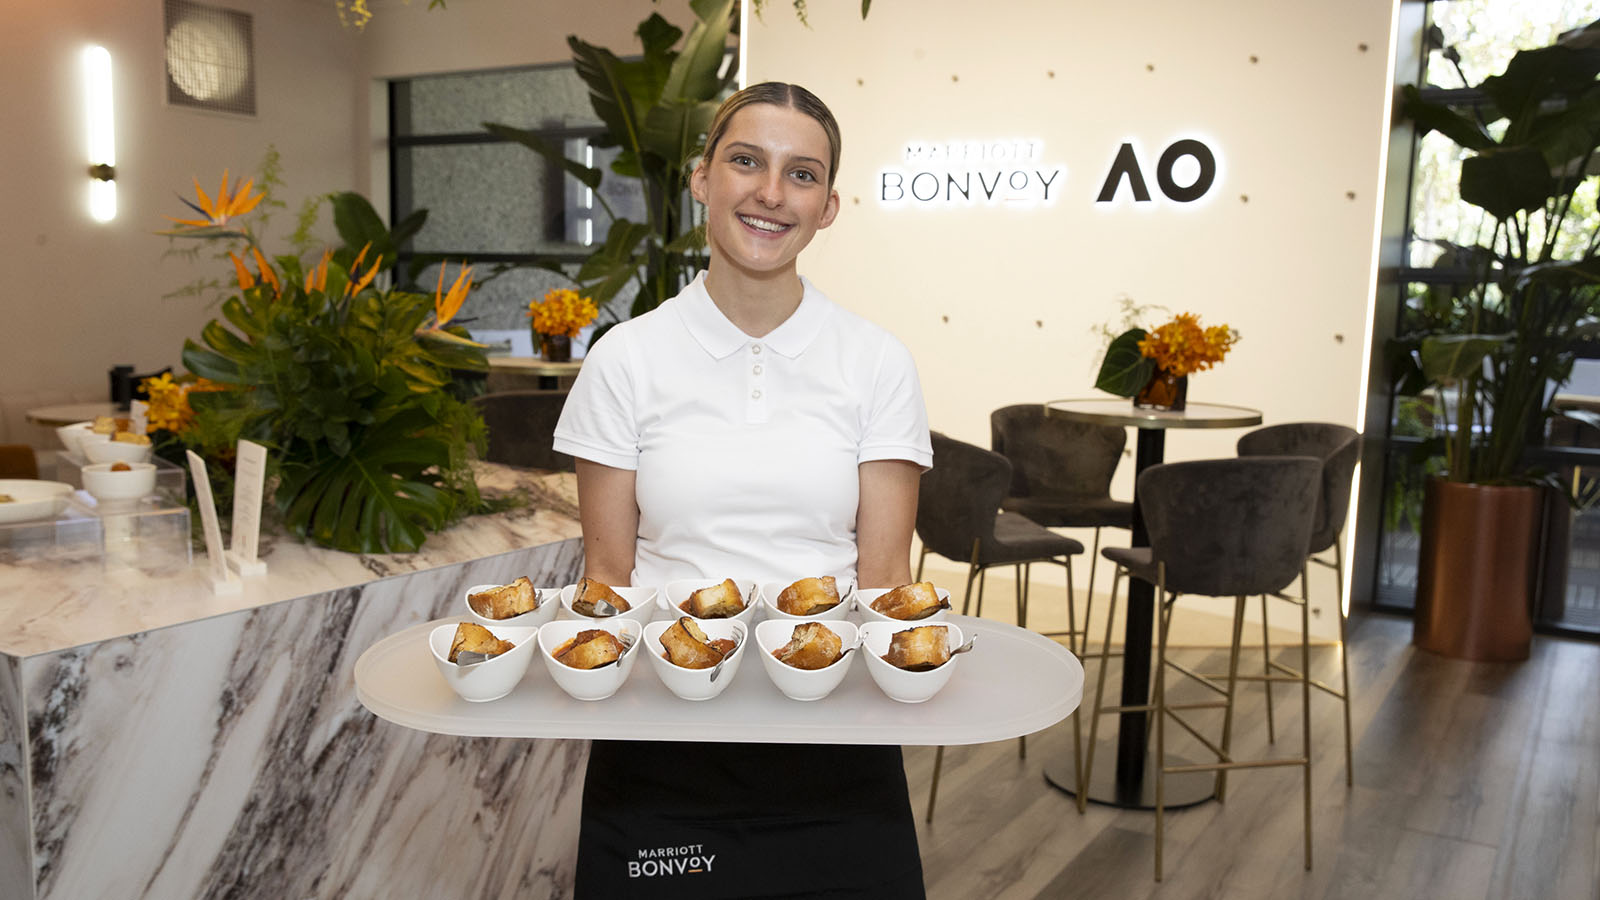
(703, 264), (804, 338)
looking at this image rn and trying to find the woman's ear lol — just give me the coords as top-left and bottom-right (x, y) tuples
(818, 188), (840, 230)
(690, 161), (709, 205)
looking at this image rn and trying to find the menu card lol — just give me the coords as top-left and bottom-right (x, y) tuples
(226, 440), (267, 576)
(187, 450), (240, 595)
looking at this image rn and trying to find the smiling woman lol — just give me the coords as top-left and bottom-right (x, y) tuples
(554, 82), (932, 900)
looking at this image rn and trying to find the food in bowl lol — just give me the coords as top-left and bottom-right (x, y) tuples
(659, 616), (736, 669)
(554, 629), (627, 669)
(111, 462), (132, 472)
(0, 494), (12, 503)
(772, 621), (845, 670)
(92, 416), (119, 435)
(774, 576), (842, 616)
(467, 577), (541, 620)
(571, 577), (631, 617)
(448, 622), (515, 664)
(883, 625), (951, 671)
(683, 578), (747, 618)
(869, 582), (948, 621)
(113, 431), (151, 446)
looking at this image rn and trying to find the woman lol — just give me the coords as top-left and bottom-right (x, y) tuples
(553, 82), (932, 900)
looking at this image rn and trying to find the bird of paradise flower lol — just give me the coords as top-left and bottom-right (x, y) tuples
(162, 170), (264, 236)
(416, 264), (485, 346)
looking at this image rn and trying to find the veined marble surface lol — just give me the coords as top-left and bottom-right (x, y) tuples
(0, 464), (581, 658)
(1, 465), (591, 900)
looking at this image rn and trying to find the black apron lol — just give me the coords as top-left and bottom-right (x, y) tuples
(575, 740), (926, 899)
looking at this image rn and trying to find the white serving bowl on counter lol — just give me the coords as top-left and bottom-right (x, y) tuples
(427, 622), (540, 703)
(0, 479), (75, 525)
(643, 618), (748, 701)
(757, 579), (855, 622)
(80, 462), (157, 503)
(84, 439), (154, 466)
(660, 578), (760, 626)
(56, 422), (109, 460)
(854, 586), (953, 625)
(754, 619), (859, 702)
(462, 582), (561, 628)
(537, 618), (644, 701)
(857, 621), (965, 704)
(557, 583), (659, 626)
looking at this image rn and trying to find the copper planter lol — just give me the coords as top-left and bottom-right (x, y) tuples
(1413, 479), (1540, 662)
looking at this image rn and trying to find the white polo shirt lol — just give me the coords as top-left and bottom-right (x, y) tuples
(553, 272), (932, 587)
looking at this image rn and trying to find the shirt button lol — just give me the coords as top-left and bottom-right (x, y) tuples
(752, 345), (762, 355)
(752, 364), (763, 375)
(751, 390), (762, 400)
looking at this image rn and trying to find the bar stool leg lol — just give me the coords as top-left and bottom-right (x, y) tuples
(915, 545), (929, 582)
(926, 745), (944, 823)
(1082, 527), (1101, 654)
(1215, 594), (1247, 803)
(1015, 563), (1028, 760)
(1154, 565), (1170, 881)
(1334, 541), (1354, 787)
(1079, 565), (1123, 814)
(960, 539), (981, 615)
(1064, 556), (1080, 655)
(1300, 566), (1314, 869)
(1261, 593), (1276, 744)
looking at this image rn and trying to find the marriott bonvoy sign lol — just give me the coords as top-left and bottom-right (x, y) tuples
(877, 137), (1220, 209)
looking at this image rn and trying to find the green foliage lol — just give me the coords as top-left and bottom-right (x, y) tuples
(485, 0), (736, 321)
(172, 189), (488, 553)
(1396, 19), (1600, 484)
(1094, 329), (1155, 397)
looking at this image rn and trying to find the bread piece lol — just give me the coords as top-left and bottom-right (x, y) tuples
(554, 629), (625, 669)
(448, 622), (515, 663)
(776, 576), (842, 616)
(684, 578), (745, 618)
(110, 462), (132, 472)
(91, 416), (117, 435)
(113, 431), (151, 446)
(869, 582), (946, 620)
(773, 622), (844, 670)
(883, 625), (951, 671)
(468, 577), (540, 620)
(659, 616), (726, 669)
(571, 577), (631, 617)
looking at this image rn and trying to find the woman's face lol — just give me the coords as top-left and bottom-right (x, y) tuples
(691, 103), (840, 283)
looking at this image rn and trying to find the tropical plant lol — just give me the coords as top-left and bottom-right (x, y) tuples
(162, 175), (490, 553)
(484, 0), (736, 325)
(1395, 19), (1600, 484)
(1094, 311), (1239, 397)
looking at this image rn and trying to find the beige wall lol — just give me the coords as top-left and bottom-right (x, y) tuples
(747, 0), (1399, 631)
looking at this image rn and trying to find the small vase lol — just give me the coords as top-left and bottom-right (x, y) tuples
(539, 334), (572, 363)
(1134, 367), (1188, 411)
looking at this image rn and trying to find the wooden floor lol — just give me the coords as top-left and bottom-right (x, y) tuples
(905, 612), (1600, 900)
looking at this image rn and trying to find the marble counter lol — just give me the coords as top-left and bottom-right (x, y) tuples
(0, 464), (588, 900)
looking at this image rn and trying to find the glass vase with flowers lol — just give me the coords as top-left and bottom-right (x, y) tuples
(527, 288), (599, 361)
(1096, 311), (1239, 411)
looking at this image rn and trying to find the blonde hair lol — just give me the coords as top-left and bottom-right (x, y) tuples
(702, 82), (842, 187)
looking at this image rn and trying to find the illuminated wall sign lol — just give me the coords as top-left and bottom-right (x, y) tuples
(879, 139), (1065, 208)
(878, 136), (1220, 209)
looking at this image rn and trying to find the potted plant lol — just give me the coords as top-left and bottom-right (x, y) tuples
(1395, 19), (1600, 660)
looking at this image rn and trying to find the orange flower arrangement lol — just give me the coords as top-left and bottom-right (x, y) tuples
(1136, 312), (1239, 377)
(527, 288), (599, 338)
(139, 372), (229, 436)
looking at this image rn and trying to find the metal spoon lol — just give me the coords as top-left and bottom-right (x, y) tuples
(949, 634), (978, 657)
(708, 635), (743, 683)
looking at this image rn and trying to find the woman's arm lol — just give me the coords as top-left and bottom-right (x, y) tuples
(574, 459), (639, 585)
(856, 459), (922, 587)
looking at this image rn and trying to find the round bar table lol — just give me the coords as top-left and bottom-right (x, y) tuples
(1042, 398), (1262, 810)
(24, 402), (122, 428)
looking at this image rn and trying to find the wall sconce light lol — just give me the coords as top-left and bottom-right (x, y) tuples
(82, 45), (116, 223)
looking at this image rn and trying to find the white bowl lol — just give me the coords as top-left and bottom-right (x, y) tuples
(660, 578), (760, 626)
(54, 421), (95, 455)
(857, 621), (965, 704)
(754, 619), (859, 702)
(855, 586), (953, 625)
(643, 618), (749, 701)
(536, 618), (644, 701)
(81, 462), (157, 502)
(462, 582), (560, 628)
(84, 439), (154, 465)
(0, 479), (74, 525)
(427, 622), (540, 703)
(758, 579), (855, 622)
(557, 583), (659, 626)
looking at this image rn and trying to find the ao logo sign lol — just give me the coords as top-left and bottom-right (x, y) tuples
(878, 138), (1218, 208)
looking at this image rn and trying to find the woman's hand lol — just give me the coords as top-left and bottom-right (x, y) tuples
(574, 459), (639, 585)
(856, 459), (922, 587)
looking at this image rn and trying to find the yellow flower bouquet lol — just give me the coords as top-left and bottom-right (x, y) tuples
(1096, 311), (1239, 411)
(527, 288), (598, 361)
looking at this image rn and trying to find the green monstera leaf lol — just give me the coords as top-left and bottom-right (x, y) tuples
(1095, 328), (1156, 397)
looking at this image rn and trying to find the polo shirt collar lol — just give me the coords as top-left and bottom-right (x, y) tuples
(675, 272), (830, 360)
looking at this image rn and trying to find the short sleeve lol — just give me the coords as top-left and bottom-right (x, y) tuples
(859, 335), (934, 471)
(552, 326), (641, 470)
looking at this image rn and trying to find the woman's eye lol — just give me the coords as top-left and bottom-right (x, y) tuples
(791, 169), (817, 183)
(731, 154), (757, 167)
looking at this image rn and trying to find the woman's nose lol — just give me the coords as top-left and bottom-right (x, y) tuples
(756, 172), (783, 207)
